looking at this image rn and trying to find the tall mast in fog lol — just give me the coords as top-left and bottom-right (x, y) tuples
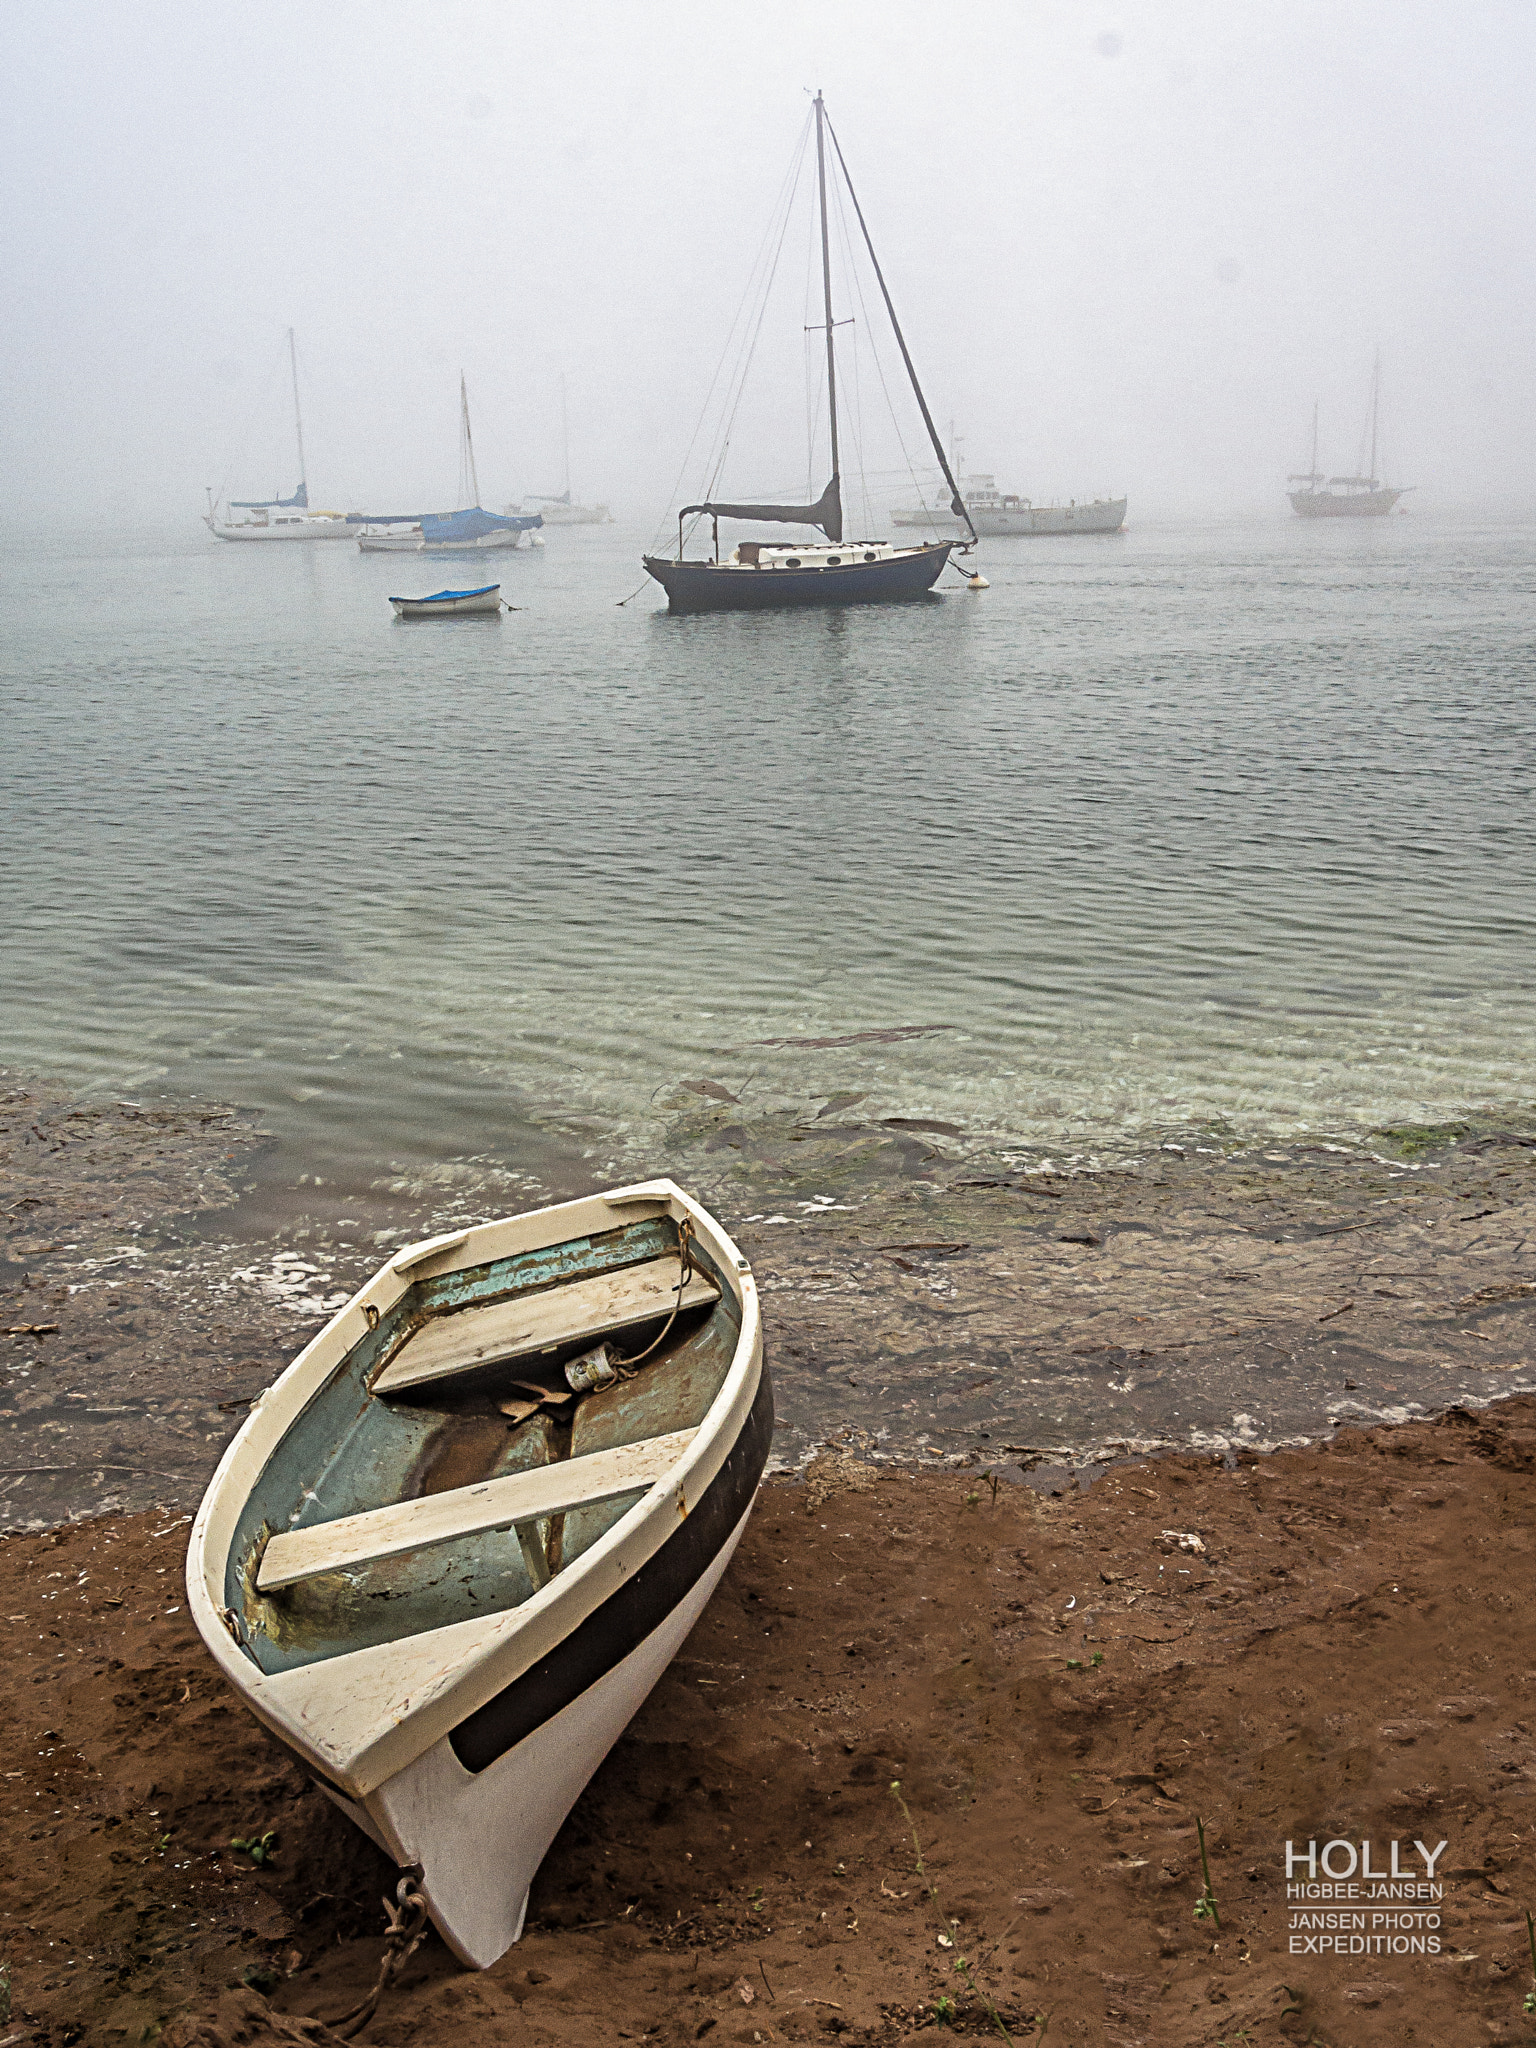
(643, 91), (979, 612)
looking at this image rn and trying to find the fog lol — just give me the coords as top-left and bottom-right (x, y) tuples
(3, 1), (1534, 525)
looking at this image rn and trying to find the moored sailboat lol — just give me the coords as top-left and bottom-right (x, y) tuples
(351, 374), (544, 553)
(1288, 357), (1411, 518)
(205, 330), (354, 541)
(516, 377), (612, 524)
(643, 94), (977, 613)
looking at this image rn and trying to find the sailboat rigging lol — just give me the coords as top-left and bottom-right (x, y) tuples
(520, 377), (612, 524)
(351, 373), (544, 553)
(643, 93), (977, 613)
(205, 329), (354, 540)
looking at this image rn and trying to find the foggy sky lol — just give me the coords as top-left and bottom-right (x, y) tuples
(3, 1), (1534, 524)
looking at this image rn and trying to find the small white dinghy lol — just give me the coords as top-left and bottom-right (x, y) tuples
(186, 1181), (769, 1968)
(389, 583), (503, 618)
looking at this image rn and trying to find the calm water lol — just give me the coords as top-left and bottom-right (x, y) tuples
(3, 514), (1534, 1200)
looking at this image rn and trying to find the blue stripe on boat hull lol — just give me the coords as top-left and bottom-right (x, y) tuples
(641, 543), (953, 613)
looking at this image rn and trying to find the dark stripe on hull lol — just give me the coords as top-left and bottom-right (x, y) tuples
(641, 546), (952, 613)
(449, 1362), (774, 1773)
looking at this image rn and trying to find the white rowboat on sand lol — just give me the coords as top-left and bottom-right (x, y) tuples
(186, 1181), (770, 1969)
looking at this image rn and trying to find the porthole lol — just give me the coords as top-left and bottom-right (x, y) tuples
(863, 551), (876, 562)
(826, 555), (841, 567)
(784, 558), (801, 569)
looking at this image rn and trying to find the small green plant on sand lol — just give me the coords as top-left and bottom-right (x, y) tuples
(1192, 1816), (1221, 1930)
(933, 1994), (956, 2024)
(891, 1780), (1015, 2046)
(1523, 1906), (1536, 2015)
(231, 1829), (278, 1867)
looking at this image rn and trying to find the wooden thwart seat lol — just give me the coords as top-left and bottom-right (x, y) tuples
(255, 1429), (697, 1593)
(371, 1257), (720, 1397)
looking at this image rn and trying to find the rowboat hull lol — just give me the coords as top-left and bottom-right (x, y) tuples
(642, 541), (952, 613)
(187, 1181), (769, 1968)
(389, 585), (502, 618)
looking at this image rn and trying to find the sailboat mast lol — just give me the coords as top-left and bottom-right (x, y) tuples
(1369, 351), (1380, 486)
(460, 372), (481, 506)
(822, 109), (976, 544)
(288, 328), (308, 495)
(561, 375), (571, 501)
(1310, 400), (1318, 480)
(813, 93), (841, 488)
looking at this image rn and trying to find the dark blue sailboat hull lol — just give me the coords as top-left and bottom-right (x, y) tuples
(642, 543), (953, 614)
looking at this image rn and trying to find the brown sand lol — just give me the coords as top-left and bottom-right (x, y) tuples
(2, 1401), (1534, 2046)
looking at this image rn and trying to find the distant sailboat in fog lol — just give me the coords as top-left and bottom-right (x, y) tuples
(353, 375), (544, 553)
(204, 330), (354, 540)
(1288, 355), (1412, 518)
(515, 378), (612, 525)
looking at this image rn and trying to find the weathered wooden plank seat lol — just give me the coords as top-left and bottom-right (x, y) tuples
(371, 1258), (719, 1397)
(256, 1428), (697, 1592)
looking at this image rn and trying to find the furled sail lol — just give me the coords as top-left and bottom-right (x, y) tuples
(680, 474), (842, 545)
(419, 507), (542, 543)
(231, 482), (309, 510)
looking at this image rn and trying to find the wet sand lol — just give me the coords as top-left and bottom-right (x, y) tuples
(2, 1401), (1534, 2046)
(4, 1073), (1535, 1529)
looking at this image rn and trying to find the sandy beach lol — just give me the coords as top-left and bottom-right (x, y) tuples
(2, 1402), (1534, 2046)
(4, 1075), (1536, 2044)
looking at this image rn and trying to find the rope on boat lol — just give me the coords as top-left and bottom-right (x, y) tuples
(611, 1216), (696, 1370)
(328, 1874), (431, 2039)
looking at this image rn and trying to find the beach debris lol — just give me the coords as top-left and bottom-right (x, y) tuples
(2, 1323), (58, 1337)
(230, 1828), (277, 1866)
(876, 1241), (969, 1256)
(815, 1091), (867, 1118)
(1160, 1530), (1206, 1555)
(752, 1024), (950, 1049)
(1457, 1280), (1536, 1308)
(802, 1448), (880, 1509)
(734, 1976), (757, 2005)
(880, 1116), (964, 1137)
(1192, 1815), (1221, 1929)
(1057, 1232), (1102, 1246)
(681, 1079), (740, 1104)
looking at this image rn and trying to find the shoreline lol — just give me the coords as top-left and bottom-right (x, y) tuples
(4, 1072), (1535, 1530)
(2, 1072), (1534, 2042)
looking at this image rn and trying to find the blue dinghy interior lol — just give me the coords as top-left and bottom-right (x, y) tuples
(224, 1212), (740, 1674)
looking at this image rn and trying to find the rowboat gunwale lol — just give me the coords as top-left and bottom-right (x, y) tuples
(185, 1179), (762, 1799)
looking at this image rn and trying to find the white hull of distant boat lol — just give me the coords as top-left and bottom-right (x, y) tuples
(358, 528), (530, 554)
(205, 513), (356, 542)
(390, 584), (504, 617)
(186, 1181), (769, 1970)
(895, 476), (1127, 535)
